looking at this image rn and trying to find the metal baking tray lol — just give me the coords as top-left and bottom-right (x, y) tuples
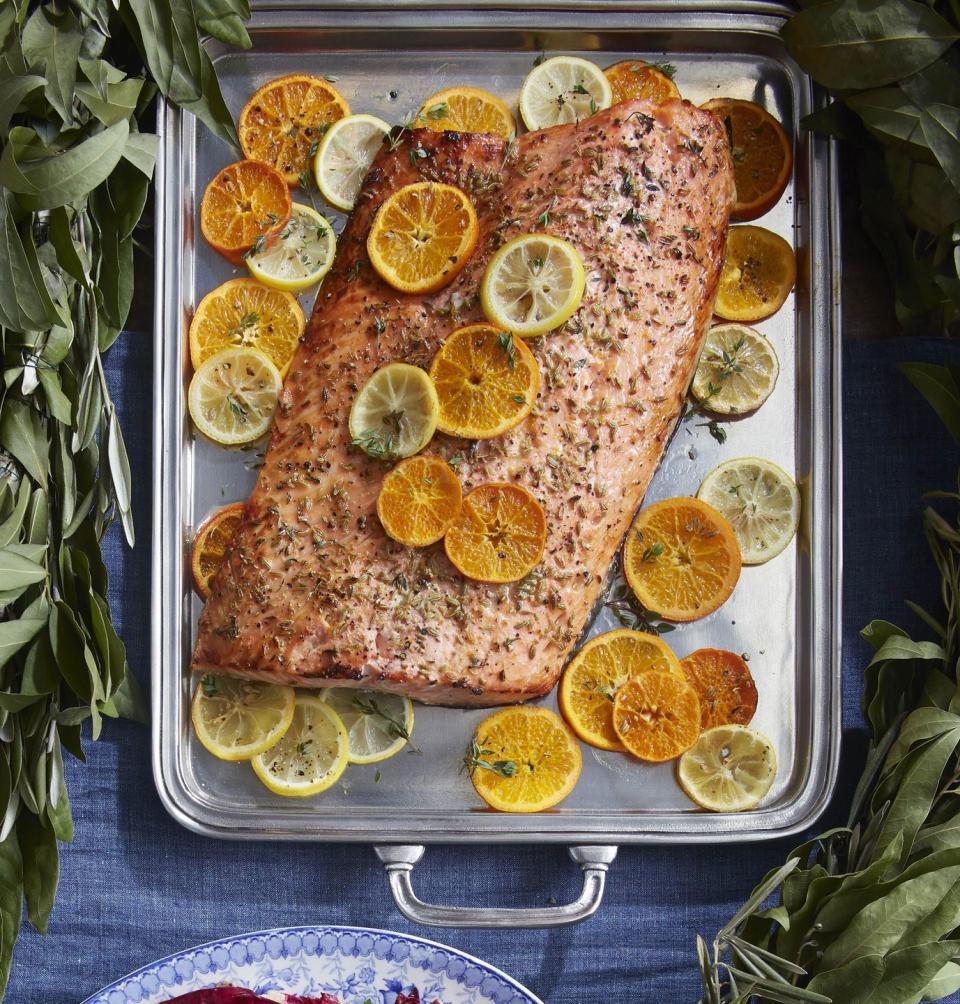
(152, 1), (842, 925)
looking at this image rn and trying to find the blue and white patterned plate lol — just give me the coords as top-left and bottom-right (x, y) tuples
(81, 926), (543, 1004)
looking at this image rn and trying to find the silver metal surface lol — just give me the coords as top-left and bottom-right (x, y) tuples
(152, 3), (842, 850)
(375, 845), (618, 927)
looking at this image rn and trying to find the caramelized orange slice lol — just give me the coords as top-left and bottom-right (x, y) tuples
(559, 629), (683, 751)
(239, 73), (350, 185)
(444, 483), (546, 583)
(604, 60), (680, 105)
(191, 503), (246, 598)
(416, 86), (516, 139)
(681, 648), (758, 731)
(429, 324), (540, 440)
(376, 455), (462, 547)
(199, 160), (291, 265)
(613, 671), (702, 762)
(367, 182), (479, 294)
(715, 225), (796, 323)
(623, 497), (741, 622)
(468, 706), (582, 813)
(702, 98), (792, 220)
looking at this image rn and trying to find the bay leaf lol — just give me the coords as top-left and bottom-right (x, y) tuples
(45, 780), (71, 842)
(0, 73), (43, 138)
(860, 619), (907, 651)
(922, 960), (960, 1000)
(863, 940), (960, 1003)
(17, 807), (57, 934)
(889, 875), (960, 950)
(194, 0), (251, 50)
(846, 87), (928, 151)
(921, 103), (960, 199)
(807, 954), (884, 1002)
(0, 829), (22, 996)
(902, 363), (960, 445)
(871, 728), (960, 862)
(908, 161), (960, 233)
(818, 862), (960, 969)
(0, 190), (66, 332)
(21, 6), (83, 127)
(0, 693), (40, 713)
(902, 59), (960, 108)
(20, 630), (58, 697)
(0, 480), (29, 546)
(0, 617), (44, 671)
(782, 0), (959, 90)
(37, 369), (72, 426)
(47, 206), (89, 287)
(75, 77), (144, 127)
(0, 117), (129, 211)
(47, 602), (91, 700)
(123, 0), (203, 104)
(122, 131), (158, 180)
(181, 43), (241, 152)
(107, 408), (134, 546)
(109, 669), (147, 725)
(0, 398), (48, 488)
(884, 706), (960, 768)
(25, 487), (46, 547)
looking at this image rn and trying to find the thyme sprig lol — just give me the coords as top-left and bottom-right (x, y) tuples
(462, 740), (518, 778)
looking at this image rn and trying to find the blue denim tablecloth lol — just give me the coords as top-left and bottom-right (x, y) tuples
(9, 334), (960, 1004)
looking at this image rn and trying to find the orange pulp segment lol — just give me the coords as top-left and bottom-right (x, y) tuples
(715, 225), (796, 323)
(191, 502), (246, 598)
(604, 60), (680, 105)
(680, 648), (759, 731)
(416, 85), (516, 138)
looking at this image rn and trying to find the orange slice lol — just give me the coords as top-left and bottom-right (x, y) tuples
(559, 629), (683, 751)
(467, 706), (582, 813)
(715, 225), (796, 323)
(416, 85), (515, 139)
(680, 648), (758, 731)
(238, 73), (351, 186)
(376, 455), (463, 547)
(612, 671), (702, 762)
(191, 502), (246, 598)
(189, 278), (305, 376)
(428, 324), (540, 440)
(604, 60), (680, 105)
(623, 497), (741, 622)
(200, 160), (292, 265)
(367, 182), (479, 294)
(444, 483), (546, 584)
(702, 98), (792, 220)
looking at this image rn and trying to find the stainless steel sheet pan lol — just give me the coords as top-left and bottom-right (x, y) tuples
(152, 1), (841, 925)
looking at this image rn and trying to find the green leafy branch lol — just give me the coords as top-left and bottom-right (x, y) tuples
(782, 0), (960, 335)
(696, 363), (960, 1002)
(0, 0), (250, 998)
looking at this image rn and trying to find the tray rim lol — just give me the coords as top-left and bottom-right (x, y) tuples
(151, 0), (843, 845)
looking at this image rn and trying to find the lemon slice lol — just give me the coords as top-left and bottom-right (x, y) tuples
(251, 694), (349, 797)
(188, 346), (282, 447)
(678, 724), (777, 812)
(314, 113), (391, 211)
(519, 55), (612, 129)
(245, 203), (337, 293)
(697, 457), (800, 565)
(349, 362), (439, 459)
(191, 675), (295, 762)
(320, 688), (414, 764)
(691, 323), (780, 415)
(481, 234), (586, 337)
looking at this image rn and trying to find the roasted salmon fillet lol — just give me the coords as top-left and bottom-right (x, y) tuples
(192, 97), (735, 706)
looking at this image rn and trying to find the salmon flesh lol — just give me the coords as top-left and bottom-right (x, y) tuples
(191, 98), (735, 706)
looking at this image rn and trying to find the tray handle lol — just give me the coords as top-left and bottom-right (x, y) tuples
(373, 844), (618, 928)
